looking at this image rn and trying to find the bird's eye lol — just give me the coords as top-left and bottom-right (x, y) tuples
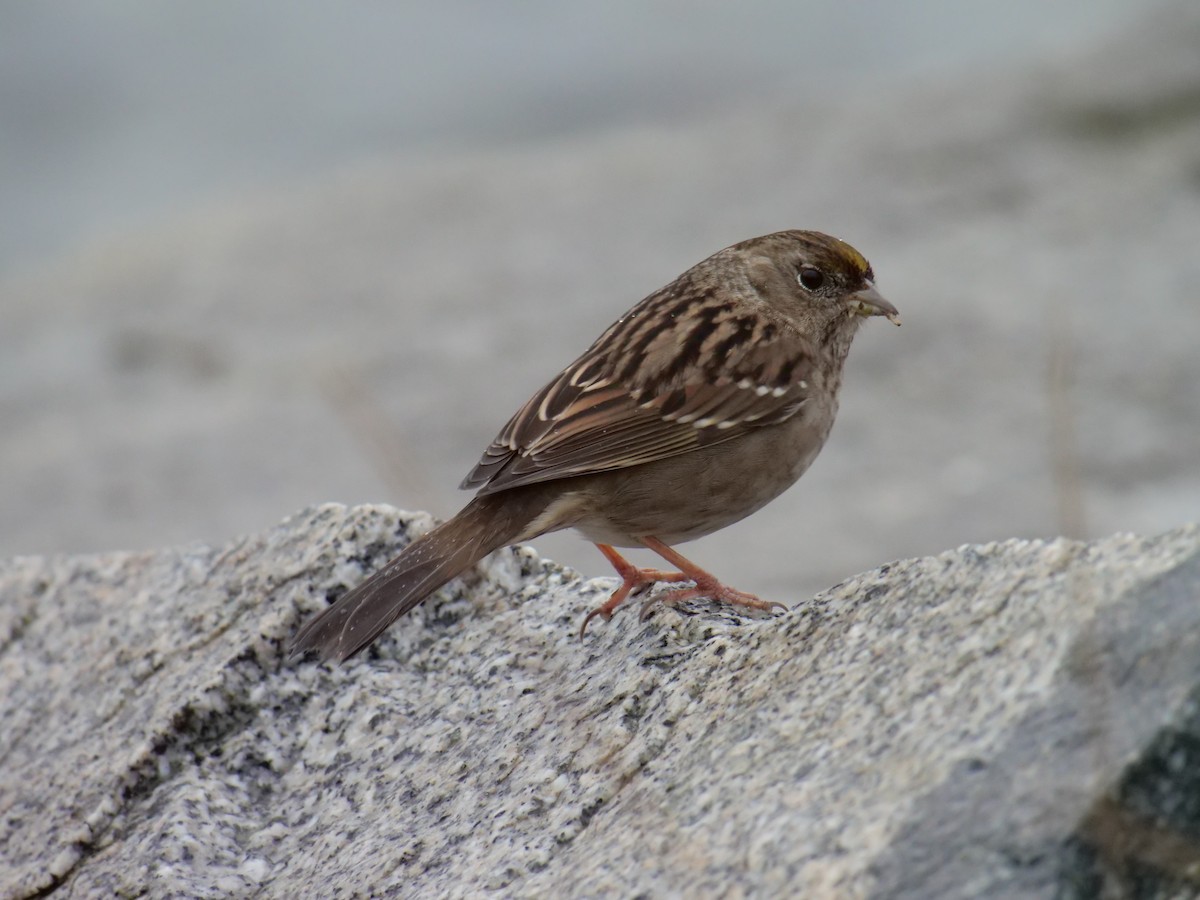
(798, 267), (825, 291)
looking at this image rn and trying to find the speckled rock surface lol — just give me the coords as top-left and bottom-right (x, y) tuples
(2, 507), (1199, 898)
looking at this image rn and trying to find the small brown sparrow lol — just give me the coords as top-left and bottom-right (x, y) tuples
(293, 230), (899, 662)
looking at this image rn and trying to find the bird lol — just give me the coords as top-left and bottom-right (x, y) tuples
(292, 230), (899, 662)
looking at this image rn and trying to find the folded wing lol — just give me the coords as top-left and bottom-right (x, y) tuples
(462, 320), (819, 496)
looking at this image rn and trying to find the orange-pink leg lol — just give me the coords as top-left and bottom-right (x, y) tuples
(579, 537), (787, 637)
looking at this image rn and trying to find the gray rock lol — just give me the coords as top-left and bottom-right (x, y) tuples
(3, 505), (1200, 898)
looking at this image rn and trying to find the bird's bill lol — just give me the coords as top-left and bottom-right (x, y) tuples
(847, 283), (901, 325)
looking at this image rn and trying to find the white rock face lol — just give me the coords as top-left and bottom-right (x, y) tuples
(3, 504), (1200, 898)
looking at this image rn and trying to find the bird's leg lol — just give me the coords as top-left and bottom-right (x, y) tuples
(636, 536), (788, 621)
(579, 539), (788, 637)
(579, 543), (694, 638)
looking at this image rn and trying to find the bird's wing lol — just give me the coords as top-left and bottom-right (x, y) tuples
(461, 325), (819, 496)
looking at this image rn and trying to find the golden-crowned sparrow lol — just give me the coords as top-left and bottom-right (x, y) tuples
(293, 230), (898, 661)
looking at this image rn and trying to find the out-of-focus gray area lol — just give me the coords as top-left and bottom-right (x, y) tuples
(0, 0), (1140, 272)
(2, 1), (1196, 603)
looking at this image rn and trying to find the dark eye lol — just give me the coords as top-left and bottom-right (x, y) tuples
(797, 266), (825, 291)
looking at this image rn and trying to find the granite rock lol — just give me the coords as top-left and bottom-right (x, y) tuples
(3, 506), (1200, 898)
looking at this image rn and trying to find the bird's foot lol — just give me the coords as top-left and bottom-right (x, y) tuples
(639, 580), (787, 621)
(579, 539), (787, 637)
(579, 545), (693, 638)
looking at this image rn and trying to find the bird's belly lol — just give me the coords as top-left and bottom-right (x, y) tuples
(569, 410), (833, 547)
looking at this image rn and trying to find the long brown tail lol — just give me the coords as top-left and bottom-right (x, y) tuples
(291, 493), (542, 662)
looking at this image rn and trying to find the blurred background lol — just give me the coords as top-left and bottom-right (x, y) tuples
(2, 0), (1197, 602)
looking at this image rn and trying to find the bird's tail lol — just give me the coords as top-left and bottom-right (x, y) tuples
(291, 492), (543, 662)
